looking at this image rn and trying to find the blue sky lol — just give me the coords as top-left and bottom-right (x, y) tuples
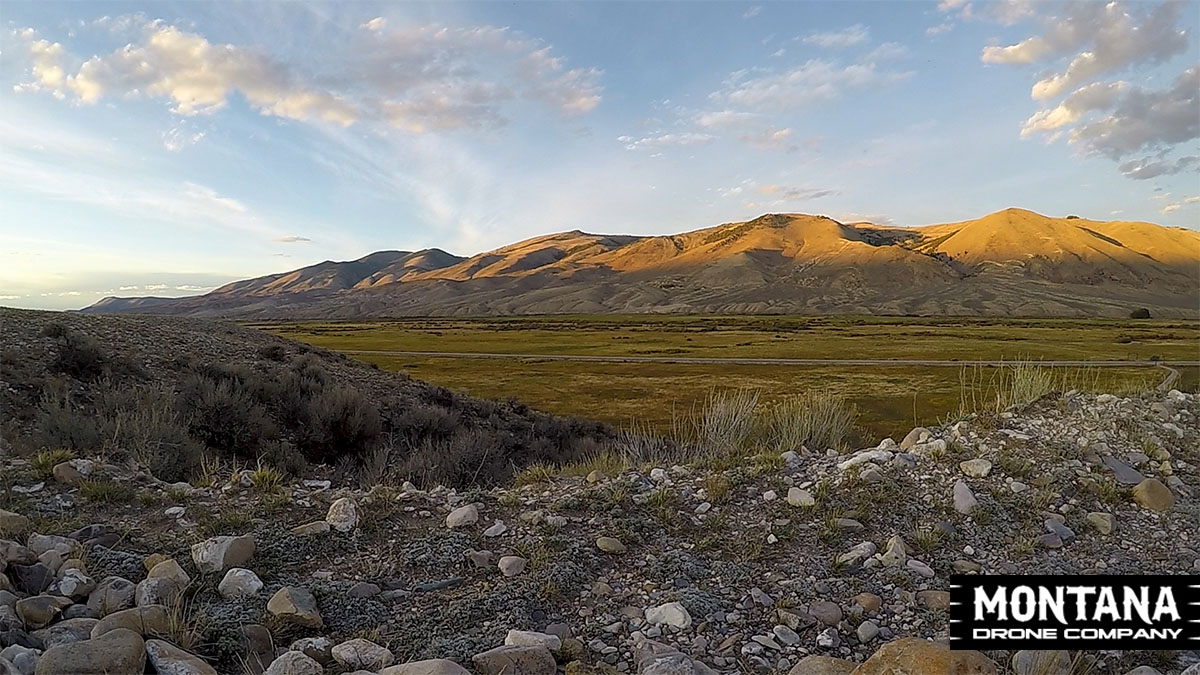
(2, 0), (1197, 309)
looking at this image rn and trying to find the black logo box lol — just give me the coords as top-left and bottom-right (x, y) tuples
(950, 575), (1200, 650)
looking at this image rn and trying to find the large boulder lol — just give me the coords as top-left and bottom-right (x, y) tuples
(267, 587), (323, 629)
(191, 535), (255, 574)
(331, 638), (395, 670)
(15, 596), (71, 629)
(90, 604), (170, 638)
(263, 651), (324, 675)
(380, 661), (471, 675)
(86, 576), (136, 616)
(851, 638), (996, 675)
(145, 638), (218, 675)
(472, 644), (556, 675)
(634, 640), (717, 674)
(34, 628), (145, 675)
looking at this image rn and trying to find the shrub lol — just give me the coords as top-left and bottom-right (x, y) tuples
(298, 386), (380, 463)
(257, 344), (288, 362)
(1129, 308), (1151, 319)
(31, 448), (75, 478)
(691, 389), (759, 452)
(95, 383), (203, 481)
(79, 478), (136, 503)
(39, 386), (100, 453)
(179, 374), (274, 457)
(49, 329), (108, 380)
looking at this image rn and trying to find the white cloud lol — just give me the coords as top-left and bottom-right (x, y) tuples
(1160, 203), (1181, 214)
(618, 132), (715, 151)
(981, 2), (1189, 101)
(714, 59), (911, 110)
(11, 19), (602, 133)
(719, 180), (837, 203)
(926, 21), (954, 36)
(743, 6), (762, 19)
(1067, 67), (1199, 160)
(274, 235), (313, 243)
(1020, 81), (1127, 136)
(801, 24), (869, 49)
(1185, 196), (1200, 204)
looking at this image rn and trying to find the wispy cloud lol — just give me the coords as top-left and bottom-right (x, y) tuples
(800, 24), (869, 49)
(274, 235), (313, 243)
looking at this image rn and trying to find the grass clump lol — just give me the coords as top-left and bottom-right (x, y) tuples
(513, 463), (555, 487)
(248, 462), (283, 493)
(31, 448), (75, 478)
(79, 478), (136, 504)
(755, 391), (857, 452)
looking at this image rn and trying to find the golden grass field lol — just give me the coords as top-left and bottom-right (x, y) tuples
(255, 315), (1199, 443)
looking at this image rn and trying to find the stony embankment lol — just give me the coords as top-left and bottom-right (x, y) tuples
(1, 389), (1197, 674)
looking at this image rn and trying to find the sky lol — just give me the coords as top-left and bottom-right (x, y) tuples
(1, 0), (1198, 310)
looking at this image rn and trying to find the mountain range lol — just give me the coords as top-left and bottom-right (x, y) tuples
(84, 208), (1200, 318)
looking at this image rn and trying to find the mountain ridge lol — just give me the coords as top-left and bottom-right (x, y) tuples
(82, 208), (1200, 319)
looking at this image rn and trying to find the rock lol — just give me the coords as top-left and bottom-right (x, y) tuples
(142, 554), (170, 572)
(1044, 518), (1075, 542)
(51, 462), (84, 486)
(267, 588), (322, 629)
(11, 564), (53, 595)
(1132, 479), (1175, 511)
(86, 576), (136, 617)
(263, 651), (324, 675)
(0, 542), (36, 567)
(147, 559), (191, 587)
(853, 637), (996, 675)
(290, 636), (334, 664)
(1086, 512), (1114, 535)
(585, 470), (604, 483)
(645, 602), (692, 628)
(347, 582), (380, 598)
(1012, 650), (1071, 675)
(15, 596), (70, 629)
(145, 638), (218, 675)
(505, 630), (562, 652)
(1038, 534), (1063, 549)
(325, 498), (359, 532)
(291, 521), (329, 536)
(959, 459), (992, 477)
(837, 542), (876, 567)
(379, 661), (471, 675)
(816, 627), (839, 649)
(26, 535), (78, 559)
(953, 481), (978, 515)
(634, 639), (716, 674)
(34, 628), (145, 675)
(900, 427), (930, 450)
(878, 535), (907, 567)
(445, 505), (478, 528)
(134, 577), (182, 607)
(915, 590), (951, 611)
(595, 537), (626, 554)
(471, 644), (556, 675)
(1103, 456), (1146, 485)
(219, 568), (264, 599)
(190, 535), (255, 573)
(0, 512), (29, 537)
(31, 617), (96, 649)
(773, 625), (800, 646)
(786, 487), (815, 508)
(906, 559), (935, 578)
(856, 620), (880, 643)
(91, 605), (170, 638)
(789, 656), (856, 675)
(332, 638), (395, 671)
(497, 556), (527, 577)
(240, 624), (275, 672)
(466, 550), (494, 568)
(853, 593), (882, 613)
(809, 600), (842, 626)
(1124, 668), (1163, 675)
(51, 568), (95, 600)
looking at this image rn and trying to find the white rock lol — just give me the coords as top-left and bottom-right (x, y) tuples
(218, 568), (264, 599)
(190, 535), (255, 574)
(786, 487), (815, 508)
(504, 629), (562, 652)
(445, 504), (478, 528)
(325, 498), (359, 532)
(264, 651), (323, 675)
(645, 601), (692, 629)
(483, 520), (508, 537)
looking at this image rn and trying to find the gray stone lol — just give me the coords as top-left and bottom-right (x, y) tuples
(634, 640), (718, 675)
(1103, 456), (1145, 485)
(325, 498), (359, 532)
(145, 638), (218, 675)
(191, 535), (255, 573)
(595, 536), (626, 554)
(445, 505), (478, 528)
(504, 630), (561, 652)
(34, 628), (145, 675)
(15, 596), (70, 629)
(218, 568), (263, 599)
(809, 600), (842, 626)
(497, 556), (526, 577)
(263, 651), (323, 675)
(953, 481), (978, 515)
(786, 487), (815, 508)
(86, 576), (135, 617)
(645, 602), (692, 628)
(856, 620), (880, 643)
(1086, 512), (1115, 535)
(471, 644), (556, 675)
(332, 638), (395, 671)
(267, 587), (322, 629)
(379, 661), (471, 675)
(31, 618), (97, 649)
(959, 458), (992, 477)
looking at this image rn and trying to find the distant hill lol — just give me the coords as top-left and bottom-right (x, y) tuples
(84, 209), (1200, 318)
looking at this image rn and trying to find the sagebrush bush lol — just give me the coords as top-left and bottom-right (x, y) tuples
(49, 328), (109, 380)
(299, 386), (381, 462)
(756, 391), (858, 452)
(95, 383), (203, 481)
(179, 374), (275, 457)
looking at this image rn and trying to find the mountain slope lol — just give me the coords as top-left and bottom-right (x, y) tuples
(82, 209), (1200, 318)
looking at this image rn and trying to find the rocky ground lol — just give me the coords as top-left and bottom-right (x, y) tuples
(2, 388), (1198, 674)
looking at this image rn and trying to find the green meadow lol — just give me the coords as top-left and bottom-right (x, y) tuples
(254, 316), (1199, 443)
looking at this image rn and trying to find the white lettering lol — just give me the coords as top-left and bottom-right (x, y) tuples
(1153, 587), (1180, 622)
(976, 586), (1007, 621)
(1095, 586), (1120, 621)
(1039, 586), (1067, 624)
(1012, 586), (1035, 622)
